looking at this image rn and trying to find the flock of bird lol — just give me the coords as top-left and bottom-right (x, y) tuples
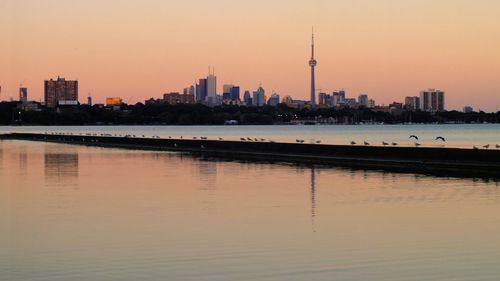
(349, 134), (499, 150)
(43, 132), (498, 149)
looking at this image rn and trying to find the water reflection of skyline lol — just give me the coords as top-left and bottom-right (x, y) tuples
(44, 149), (79, 185)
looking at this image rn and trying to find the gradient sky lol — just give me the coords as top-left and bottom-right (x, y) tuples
(1, 0), (499, 111)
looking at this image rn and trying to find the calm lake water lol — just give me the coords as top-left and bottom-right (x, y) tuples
(1, 124), (499, 148)
(1, 126), (500, 280)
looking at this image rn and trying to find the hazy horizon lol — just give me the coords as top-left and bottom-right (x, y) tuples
(1, 0), (499, 111)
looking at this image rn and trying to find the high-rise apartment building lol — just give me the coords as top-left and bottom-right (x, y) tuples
(404, 96), (420, 111)
(44, 77), (78, 108)
(419, 89), (445, 112)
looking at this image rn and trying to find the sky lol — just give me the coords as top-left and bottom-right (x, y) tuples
(1, 0), (499, 111)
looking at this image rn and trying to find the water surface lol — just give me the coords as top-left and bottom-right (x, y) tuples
(1, 140), (500, 280)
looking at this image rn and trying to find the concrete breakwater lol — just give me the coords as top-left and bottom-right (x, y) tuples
(1, 132), (499, 177)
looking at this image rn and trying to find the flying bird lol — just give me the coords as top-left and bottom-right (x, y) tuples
(409, 135), (419, 140)
(435, 136), (446, 141)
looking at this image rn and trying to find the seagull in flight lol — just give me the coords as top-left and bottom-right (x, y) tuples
(435, 136), (446, 141)
(409, 135), (419, 140)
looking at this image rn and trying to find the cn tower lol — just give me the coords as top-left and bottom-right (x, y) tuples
(309, 29), (317, 106)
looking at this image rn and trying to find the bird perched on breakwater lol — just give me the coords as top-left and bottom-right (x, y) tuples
(473, 146), (479, 150)
(296, 139), (305, 143)
(382, 141), (389, 146)
(219, 137), (223, 140)
(483, 144), (490, 149)
(364, 141), (370, 146)
(193, 137), (198, 140)
(392, 142), (398, 146)
(247, 137), (252, 141)
(350, 141), (356, 145)
(409, 135), (419, 140)
(315, 140), (321, 144)
(415, 142), (421, 147)
(435, 136), (446, 142)
(240, 138), (246, 141)
(496, 144), (500, 149)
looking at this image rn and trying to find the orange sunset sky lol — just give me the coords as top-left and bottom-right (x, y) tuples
(1, 0), (499, 111)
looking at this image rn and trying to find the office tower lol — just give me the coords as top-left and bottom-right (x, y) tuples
(358, 94), (368, 107)
(252, 86), (265, 106)
(243, 90), (252, 106)
(267, 93), (280, 106)
(222, 84), (234, 100)
(309, 30), (317, 106)
(198, 78), (207, 103)
(419, 89), (445, 112)
(230, 86), (240, 100)
(207, 73), (217, 106)
(332, 90), (345, 107)
(44, 77), (78, 108)
(87, 96), (92, 106)
(19, 87), (28, 103)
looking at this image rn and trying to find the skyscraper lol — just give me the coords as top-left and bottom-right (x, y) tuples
(198, 78), (207, 103)
(358, 94), (368, 107)
(252, 86), (266, 107)
(309, 30), (317, 107)
(44, 77), (78, 108)
(207, 72), (217, 106)
(243, 90), (252, 106)
(19, 87), (28, 103)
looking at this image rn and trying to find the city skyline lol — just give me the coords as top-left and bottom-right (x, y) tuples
(1, 0), (500, 111)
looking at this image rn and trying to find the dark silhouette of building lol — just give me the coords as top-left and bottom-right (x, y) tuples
(197, 78), (207, 103)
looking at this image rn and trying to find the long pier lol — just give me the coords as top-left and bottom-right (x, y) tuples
(1, 132), (499, 178)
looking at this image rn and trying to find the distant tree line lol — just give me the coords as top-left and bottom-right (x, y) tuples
(0, 101), (499, 125)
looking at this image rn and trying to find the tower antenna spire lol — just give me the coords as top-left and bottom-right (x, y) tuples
(309, 27), (317, 107)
